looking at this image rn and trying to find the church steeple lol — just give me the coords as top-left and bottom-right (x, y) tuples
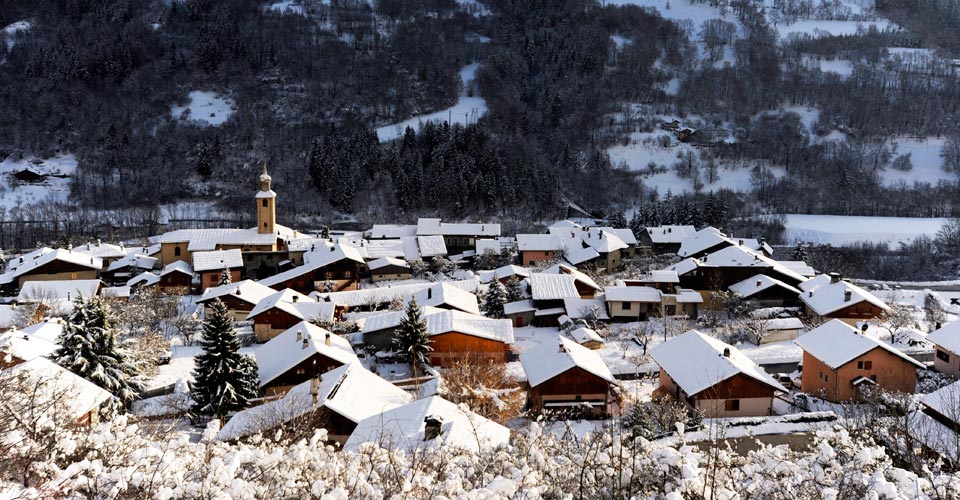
(256, 163), (277, 235)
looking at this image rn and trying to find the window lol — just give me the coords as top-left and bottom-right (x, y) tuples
(262, 199), (268, 207)
(344, 271), (351, 278)
(174, 246), (181, 256)
(937, 350), (951, 362)
(725, 399), (740, 411)
(263, 222), (268, 228)
(622, 302), (633, 310)
(857, 361), (873, 370)
(825, 374), (828, 382)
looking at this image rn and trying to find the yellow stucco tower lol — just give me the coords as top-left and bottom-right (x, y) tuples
(256, 163), (277, 235)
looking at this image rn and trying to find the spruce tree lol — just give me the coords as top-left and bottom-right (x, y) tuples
(394, 298), (432, 377)
(191, 299), (259, 421)
(218, 268), (232, 286)
(792, 240), (808, 261)
(505, 275), (525, 303)
(483, 279), (507, 318)
(52, 295), (143, 405)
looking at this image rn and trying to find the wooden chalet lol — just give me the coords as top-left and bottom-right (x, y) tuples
(795, 320), (923, 403)
(367, 257), (411, 282)
(416, 218), (501, 254)
(798, 274), (889, 324)
(257, 243), (364, 294)
(3, 247), (102, 289)
(650, 330), (787, 418)
(639, 225), (696, 254)
(520, 336), (617, 416)
(728, 274), (802, 307)
(246, 289), (336, 342)
(192, 249), (244, 292)
(196, 280), (276, 321)
(255, 321), (360, 396)
(929, 321), (960, 379)
(157, 260), (193, 294)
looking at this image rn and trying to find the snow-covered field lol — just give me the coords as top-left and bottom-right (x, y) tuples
(801, 56), (854, 77)
(878, 137), (955, 187)
(776, 19), (897, 39)
(264, 0), (305, 14)
(170, 91), (236, 127)
(605, 0), (740, 34)
(0, 154), (77, 209)
(376, 64), (488, 142)
(782, 214), (947, 246)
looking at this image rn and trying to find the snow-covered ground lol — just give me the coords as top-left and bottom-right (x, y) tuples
(801, 56), (854, 77)
(264, 0), (305, 14)
(605, 0), (741, 34)
(878, 137), (955, 187)
(0, 154), (77, 209)
(776, 19), (897, 39)
(782, 214), (948, 246)
(170, 91), (236, 127)
(376, 64), (488, 142)
(2, 20), (31, 52)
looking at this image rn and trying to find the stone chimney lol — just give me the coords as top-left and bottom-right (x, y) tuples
(722, 347), (731, 358)
(830, 272), (842, 284)
(424, 415), (443, 441)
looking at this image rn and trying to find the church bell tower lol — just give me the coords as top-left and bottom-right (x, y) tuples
(256, 163), (276, 235)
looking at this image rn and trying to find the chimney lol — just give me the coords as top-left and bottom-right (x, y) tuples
(830, 272), (842, 284)
(310, 376), (320, 405)
(424, 415), (443, 441)
(756, 280), (762, 287)
(722, 347), (731, 358)
(738, 239), (743, 246)
(96, 239), (101, 247)
(67, 244), (72, 253)
(559, 340), (566, 353)
(67, 292), (71, 301)
(844, 290), (852, 302)
(325, 331), (331, 346)
(296, 330), (302, 341)
(861, 323), (868, 335)
(293, 295), (299, 303)
(808, 291), (813, 297)
(427, 288), (433, 300)
(667, 227), (672, 233)
(302, 338), (309, 349)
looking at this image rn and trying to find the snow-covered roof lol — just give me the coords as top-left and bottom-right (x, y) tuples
(124, 243), (161, 257)
(677, 226), (729, 257)
(579, 227), (628, 253)
(416, 235), (448, 257)
(729, 274), (801, 298)
(779, 260), (817, 278)
(920, 380), (960, 425)
(344, 395), (510, 453)
(127, 272), (160, 287)
(475, 239), (501, 255)
(10, 248), (102, 278)
(561, 238), (600, 266)
(247, 289), (335, 323)
(695, 245), (807, 284)
(650, 330), (788, 396)
(368, 257), (409, 271)
(218, 363), (412, 441)
(22, 319), (63, 343)
(256, 321), (359, 387)
(160, 260), (193, 277)
(410, 283), (481, 315)
(568, 326), (604, 346)
(645, 225), (696, 244)
(798, 276), (889, 316)
(649, 270), (680, 283)
(4, 358), (113, 420)
(794, 320), (924, 370)
(367, 224), (418, 239)
(258, 244), (363, 288)
(106, 253), (157, 273)
(604, 227), (638, 246)
(563, 297), (609, 320)
(603, 286), (662, 303)
(477, 265), (530, 284)
(516, 234), (563, 252)
(521, 335), (615, 387)
(541, 263), (601, 292)
(673, 288), (704, 303)
(102, 286), (131, 299)
(198, 280), (276, 306)
(929, 321), (960, 354)
(191, 249), (243, 272)
(503, 299), (536, 315)
(416, 218), (500, 237)
(155, 225), (299, 251)
(73, 241), (126, 259)
(529, 273), (581, 301)
(317, 280), (481, 309)
(668, 257), (700, 276)
(764, 317), (804, 330)
(424, 309), (514, 344)
(0, 330), (58, 362)
(17, 279), (101, 302)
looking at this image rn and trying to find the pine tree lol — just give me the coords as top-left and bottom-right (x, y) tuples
(394, 298), (432, 377)
(608, 210), (627, 229)
(792, 240), (808, 261)
(505, 275), (525, 303)
(51, 295), (143, 405)
(218, 268), (232, 286)
(190, 299), (259, 421)
(483, 279), (508, 318)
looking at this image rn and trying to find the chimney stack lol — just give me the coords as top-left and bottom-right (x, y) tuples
(427, 288), (433, 300)
(861, 323), (869, 335)
(325, 331), (331, 346)
(756, 280), (762, 287)
(292, 295), (298, 303)
(302, 337), (309, 349)
(310, 376), (320, 405)
(722, 347), (731, 358)
(559, 340), (566, 353)
(424, 415), (443, 441)
(830, 272), (842, 284)
(296, 330), (302, 341)
(844, 290), (852, 302)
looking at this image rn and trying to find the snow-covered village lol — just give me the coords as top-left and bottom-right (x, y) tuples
(5, 0), (960, 497)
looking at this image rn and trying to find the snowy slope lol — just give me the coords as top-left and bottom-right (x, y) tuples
(170, 91), (235, 127)
(783, 214), (947, 246)
(0, 154), (77, 209)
